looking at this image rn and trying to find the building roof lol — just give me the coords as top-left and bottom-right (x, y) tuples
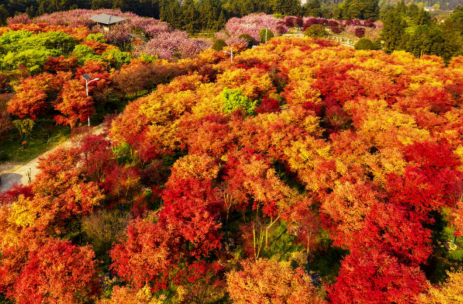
(89, 14), (127, 25)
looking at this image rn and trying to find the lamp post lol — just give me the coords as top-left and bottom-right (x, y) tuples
(223, 47), (234, 63)
(82, 74), (100, 127)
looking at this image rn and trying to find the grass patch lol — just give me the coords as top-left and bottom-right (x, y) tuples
(0, 120), (70, 164)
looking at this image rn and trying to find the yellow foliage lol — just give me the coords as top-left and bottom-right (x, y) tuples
(420, 270), (463, 304)
(170, 154), (220, 181)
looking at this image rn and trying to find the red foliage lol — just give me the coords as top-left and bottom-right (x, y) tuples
(312, 63), (366, 107)
(387, 141), (463, 212)
(0, 185), (33, 206)
(44, 56), (78, 73)
(12, 238), (99, 304)
(255, 97), (281, 114)
(160, 178), (223, 258)
(79, 135), (114, 182)
(328, 248), (427, 304)
(354, 27), (366, 38)
(54, 79), (93, 127)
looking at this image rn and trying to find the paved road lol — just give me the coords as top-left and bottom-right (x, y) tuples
(0, 125), (105, 193)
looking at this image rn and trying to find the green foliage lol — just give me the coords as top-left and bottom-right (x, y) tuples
(304, 0), (322, 17)
(222, 88), (257, 115)
(355, 38), (375, 50)
(263, 223), (302, 260)
(0, 30), (76, 73)
(270, 0), (301, 16)
(137, 53), (158, 62)
(380, 8), (407, 53)
(0, 121), (70, 163)
(339, 0), (379, 20)
(212, 39), (227, 51)
(82, 209), (129, 258)
(239, 34), (255, 47)
(86, 33), (107, 43)
(304, 24), (327, 38)
(12, 119), (34, 141)
(0, 30), (33, 48)
(259, 28), (274, 43)
(102, 49), (132, 69)
(0, 5), (8, 26)
(72, 44), (102, 64)
(112, 142), (134, 164)
(0, 31), (75, 54)
(2, 49), (51, 74)
(449, 5), (463, 36)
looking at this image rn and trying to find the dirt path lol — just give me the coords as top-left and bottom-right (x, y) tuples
(0, 125), (105, 193)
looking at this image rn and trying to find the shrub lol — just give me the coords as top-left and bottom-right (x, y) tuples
(212, 39), (227, 51)
(331, 26), (342, 34)
(86, 33), (106, 43)
(222, 88), (257, 115)
(354, 38), (377, 50)
(2, 49), (51, 74)
(304, 24), (327, 38)
(284, 16), (297, 28)
(102, 49), (132, 69)
(355, 27), (366, 38)
(259, 28), (274, 43)
(239, 34), (255, 47)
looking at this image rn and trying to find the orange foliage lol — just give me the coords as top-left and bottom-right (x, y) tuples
(227, 259), (323, 304)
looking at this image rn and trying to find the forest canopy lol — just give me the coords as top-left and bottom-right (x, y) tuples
(1, 33), (463, 302)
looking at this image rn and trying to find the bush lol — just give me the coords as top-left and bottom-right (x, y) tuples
(304, 24), (327, 38)
(354, 38), (375, 50)
(331, 26), (342, 34)
(222, 88), (257, 115)
(239, 34), (255, 48)
(102, 49), (132, 69)
(86, 33), (106, 43)
(259, 28), (274, 43)
(2, 49), (51, 74)
(355, 27), (366, 38)
(212, 39), (227, 51)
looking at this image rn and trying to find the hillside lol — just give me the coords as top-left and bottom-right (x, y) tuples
(380, 0), (461, 10)
(1, 31), (463, 302)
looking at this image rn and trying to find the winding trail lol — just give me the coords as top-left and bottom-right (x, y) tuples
(0, 124), (105, 193)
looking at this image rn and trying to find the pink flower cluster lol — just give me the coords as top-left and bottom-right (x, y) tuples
(224, 13), (288, 43)
(32, 9), (209, 60)
(215, 31), (248, 47)
(135, 30), (211, 59)
(7, 14), (31, 25)
(34, 9), (170, 38)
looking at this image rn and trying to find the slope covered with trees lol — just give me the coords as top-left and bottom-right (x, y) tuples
(1, 35), (463, 303)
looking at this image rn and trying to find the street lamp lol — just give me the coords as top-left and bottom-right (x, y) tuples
(82, 74), (99, 127)
(223, 47), (234, 63)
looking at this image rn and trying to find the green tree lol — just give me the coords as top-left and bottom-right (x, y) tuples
(380, 8), (407, 53)
(448, 5), (463, 35)
(198, 0), (222, 31)
(12, 119), (34, 142)
(271, 0), (301, 16)
(0, 5), (9, 26)
(182, 0), (198, 34)
(160, 0), (182, 29)
(304, 0), (322, 17)
(342, 0), (379, 20)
